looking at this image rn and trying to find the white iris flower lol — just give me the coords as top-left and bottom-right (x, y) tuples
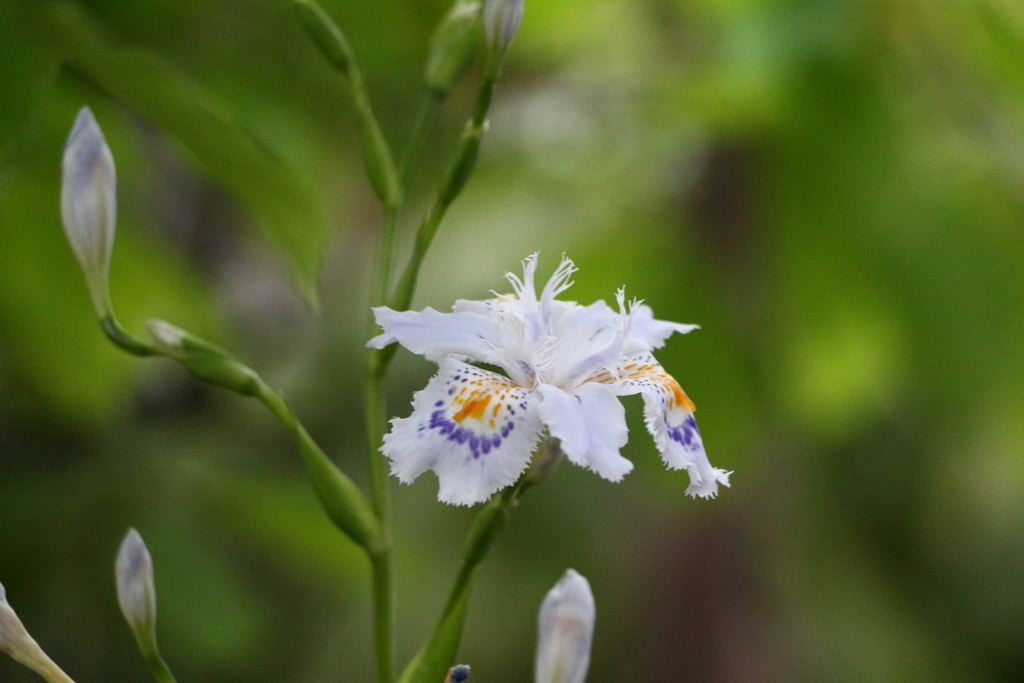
(368, 254), (731, 505)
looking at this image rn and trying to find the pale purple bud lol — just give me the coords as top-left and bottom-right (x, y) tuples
(115, 529), (157, 638)
(483, 0), (523, 55)
(535, 569), (595, 683)
(61, 106), (116, 319)
(0, 582), (76, 683)
(0, 581), (29, 656)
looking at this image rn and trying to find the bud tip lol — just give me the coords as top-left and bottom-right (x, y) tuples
(483, 0), (523, 55)
(146, 319), (185, 350)
(115, 528), (156, 635)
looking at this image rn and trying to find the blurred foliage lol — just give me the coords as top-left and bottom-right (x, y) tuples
(1, 0), (1023, 682)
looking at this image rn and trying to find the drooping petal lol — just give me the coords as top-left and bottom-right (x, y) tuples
(366, 306), (499, 363)
(382, 357), (543, 505)
(537, 382), (633, 482)
(599, 355), (730, 498)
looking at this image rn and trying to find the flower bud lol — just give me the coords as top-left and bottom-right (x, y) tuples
(0, 582), (76, 683)
(61, 106), (116, 320)
(293, 0), (355, 74)
(525, 438), (565, 488)
(0, 581), (29, 656)
(482, 0), (523, 57)
(425, 1), (482, 96)
(535, 569), (595, 683)
(115, 529), (157, 640)
(146, 319), (260, 395)
(445, 664), (471, 683)
(114, 532), (181, 683)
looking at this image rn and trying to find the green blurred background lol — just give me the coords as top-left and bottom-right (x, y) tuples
(2, 0), (1023, 681)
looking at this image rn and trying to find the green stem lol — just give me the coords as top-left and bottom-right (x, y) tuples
(364, 200), (401, 531)
(443, 482), (519, 614)
(140, 644), (178, 683)
(387, 76), (496, 317)
(252, 378), (381, 552)
(363, 133), (407, 683)
(294, 0), (400, 208)
(362, 354), (396, 683)
(140, 326), (387, 672)
(399, 92), (442, 188)
(361, 73), (445, 683)
(370, 549), (395, 683)
(397, 455), (548, 683)
(8, 637), (77, 683)
(255, 369), (392, 683)
(349, 71), (402, 209)
(100, 315), (155, 357)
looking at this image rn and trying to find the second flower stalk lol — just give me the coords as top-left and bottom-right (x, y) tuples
(58, 3), (533, 683)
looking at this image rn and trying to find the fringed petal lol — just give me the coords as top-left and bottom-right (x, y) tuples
(382, 358), (543, 505)
(599, 355), (730, 498)
(621, 305), (699, 356)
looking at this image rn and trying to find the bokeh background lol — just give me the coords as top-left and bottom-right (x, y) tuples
(2, 0), (1023, 681)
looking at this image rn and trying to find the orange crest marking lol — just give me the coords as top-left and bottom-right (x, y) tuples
(452, 392), (493, 423)
(595, 361), (697, 412)
(665, 376), (696, 412)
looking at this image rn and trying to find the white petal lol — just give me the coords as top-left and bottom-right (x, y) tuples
(366, 306), (499, 363)
(452, 295), (513, 316)
(622, 304), (699, 355)
(601, 355), (730, 498)
(545, 300), (620, 387)
(537, 382), (633, 482)
(382, 358), (543, 505)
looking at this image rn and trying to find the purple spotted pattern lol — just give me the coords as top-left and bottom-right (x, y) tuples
(667, 415), (702, 452)
(415, 365), (535, 461)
